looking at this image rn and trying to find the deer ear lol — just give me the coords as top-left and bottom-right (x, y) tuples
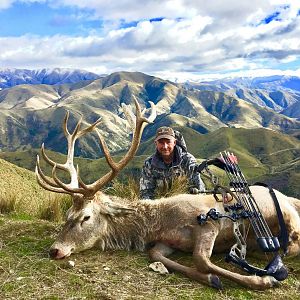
(101, 201), (135, 217)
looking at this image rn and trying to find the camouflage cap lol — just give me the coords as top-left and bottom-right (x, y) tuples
(155, 126), (175, 141)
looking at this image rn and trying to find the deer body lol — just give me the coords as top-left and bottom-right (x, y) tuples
(50, 187), (300, 290)
(36, 99), (300, 290)
(52, 188), (300, 255)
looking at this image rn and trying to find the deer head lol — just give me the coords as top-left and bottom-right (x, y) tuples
(36, 98), (156, 259)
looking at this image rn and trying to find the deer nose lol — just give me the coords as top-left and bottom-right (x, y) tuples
(49, 248), (59, 259)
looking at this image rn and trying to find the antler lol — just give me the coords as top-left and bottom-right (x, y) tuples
(36, 98), (156, 197)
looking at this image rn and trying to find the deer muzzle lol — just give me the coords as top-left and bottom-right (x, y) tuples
(49, 244), (74, 259)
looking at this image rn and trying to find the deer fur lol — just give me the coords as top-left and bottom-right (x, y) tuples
(50, 186), (300, 290)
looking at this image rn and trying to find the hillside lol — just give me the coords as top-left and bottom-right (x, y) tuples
(0, 157), (41, 196)
(0, 158), (50, 215)
(185, 75), (300, 118)
(281, 100), (300, 119)
(1, 127), (299, 197)
(0, 71), (299, 157)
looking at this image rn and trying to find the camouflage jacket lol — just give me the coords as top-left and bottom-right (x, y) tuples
(139, 145), (206, 199)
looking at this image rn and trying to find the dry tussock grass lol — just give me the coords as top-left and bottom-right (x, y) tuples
(154, 175), (190, 198)
(0, 174), (196, 221)
(108, 177), (141, 201)
(38, 194), (72, 222)
(0, 191), (17, 214)
(108, 175), (190, 201)
(0, 188), (71, 222)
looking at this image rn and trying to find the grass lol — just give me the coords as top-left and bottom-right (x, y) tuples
(38, 194), (72, 222)
(108, 177), (141, 201)
(0, 188), (71, 222)
(0, 191), (17, 214)
(0, 215), (299, 299)
(0, 152), (300, 298)
(0, 158), (71, 221)
(154, 175), (190, 198)
(1, 125), (299, 198)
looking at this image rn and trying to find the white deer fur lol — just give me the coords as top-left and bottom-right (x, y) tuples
(50, 185), (300, 290)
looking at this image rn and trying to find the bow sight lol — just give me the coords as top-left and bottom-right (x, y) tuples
(197, 151), (288, 281)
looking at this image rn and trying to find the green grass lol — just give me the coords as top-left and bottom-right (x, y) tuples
(0, 141), (300, 299)
(0, 158), (71, 221)
(0, 215), (299, 299)
(1, 126), (299, 198)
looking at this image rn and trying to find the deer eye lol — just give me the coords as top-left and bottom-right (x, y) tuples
(81, 215), (91, 226)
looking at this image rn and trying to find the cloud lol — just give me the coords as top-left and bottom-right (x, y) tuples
(0, 0), (14, 9)
(0, 0), (300, 81)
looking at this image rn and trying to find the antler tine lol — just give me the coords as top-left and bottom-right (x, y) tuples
(77, 117), (102, 139)
(146, 101), (157, 123)
(36, 170), (72, 194)
(71, 115), (83, 139)
(35, 156), (73, 194)
(63, 111), (70, 137)
(51, 164), (86, 194)
(132, 97), (156, 127)
(85, 98), (156, 194)
(63, 110), (102, 141)
(36, 155), (60, 188)
(132, 95), (142, 119)
(72, 129), (119, 193)
(63, 111), (85, 141)
(121, 103), (136, 131)
(41, 143), (67, 171)
(95, 129), (118, 171)
(76, 165), (90, 190)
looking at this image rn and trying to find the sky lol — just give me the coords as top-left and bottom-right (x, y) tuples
(0, 0), (300, 82)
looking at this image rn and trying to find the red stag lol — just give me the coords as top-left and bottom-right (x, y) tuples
(36, 98), (300, 290)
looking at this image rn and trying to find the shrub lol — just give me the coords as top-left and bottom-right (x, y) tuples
(0, 191), (17, 214)
(107, 176), (140, 201)
(154, 175), (190, 199)
(38, 194), (72, 222)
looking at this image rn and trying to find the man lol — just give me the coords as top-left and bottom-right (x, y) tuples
(140, 126), (206, 199)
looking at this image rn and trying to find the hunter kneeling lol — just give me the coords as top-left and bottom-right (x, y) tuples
(140, 126), (206, 199)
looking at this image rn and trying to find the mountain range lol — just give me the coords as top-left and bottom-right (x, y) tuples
(185, 75), (300, 115)
(1, 68), (300, 117)
(0, 68), (101, 89)
(0, 68), (299, 197)
(0, 69), (299, 158)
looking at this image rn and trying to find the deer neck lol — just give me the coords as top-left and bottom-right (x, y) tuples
(99, 200), (165, 252)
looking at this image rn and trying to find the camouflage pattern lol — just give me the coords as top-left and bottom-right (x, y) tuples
(155, 126), (175, 141)
(139, 145), (206, 199)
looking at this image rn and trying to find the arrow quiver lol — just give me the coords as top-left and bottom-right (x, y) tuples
(197, 151), (288, 281)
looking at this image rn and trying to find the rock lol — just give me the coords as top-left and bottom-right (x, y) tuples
(67, 260), (75, 268)
(122, 275), (131, 281)
(16, 277), (25, 281)
(148, 262), (169, 274)
(59, 260), (75, 269)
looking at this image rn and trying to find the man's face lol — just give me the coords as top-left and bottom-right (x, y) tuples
(155, 138), (176, 157)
